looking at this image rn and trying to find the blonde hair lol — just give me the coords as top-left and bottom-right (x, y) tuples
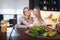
(33, 7), (44, 22)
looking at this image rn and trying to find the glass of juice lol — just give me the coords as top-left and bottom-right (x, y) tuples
(1, 26), (7, 33)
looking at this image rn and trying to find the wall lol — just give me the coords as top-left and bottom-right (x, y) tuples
(0, 0), (29, 14)
(0, 0), (29, 24)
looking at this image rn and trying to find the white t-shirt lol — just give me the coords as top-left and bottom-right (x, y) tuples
(32, 15), (46, 26)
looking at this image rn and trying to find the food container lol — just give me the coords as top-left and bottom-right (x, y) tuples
(57, 23), (60, 33)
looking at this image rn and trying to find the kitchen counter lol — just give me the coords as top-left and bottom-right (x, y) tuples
(0, 27), (60, 40)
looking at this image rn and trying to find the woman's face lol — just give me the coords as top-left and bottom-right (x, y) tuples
(24, 8), (30, 17)
(33, 8), (39, 16)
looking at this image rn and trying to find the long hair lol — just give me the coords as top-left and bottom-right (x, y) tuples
(23, 7), (31, 20)
(23, 7), (29, 15)
(33, 7), (44, 22)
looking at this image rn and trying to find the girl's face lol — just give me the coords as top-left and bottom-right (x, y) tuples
(24, 8), (30, 17)
(33, 8), (39, 16)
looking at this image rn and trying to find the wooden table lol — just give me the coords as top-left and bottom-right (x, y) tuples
(0, 27), (60, 40)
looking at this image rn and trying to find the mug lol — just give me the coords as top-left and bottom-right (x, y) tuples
(52, 23), (56, 29)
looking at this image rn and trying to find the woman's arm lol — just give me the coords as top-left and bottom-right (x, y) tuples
(40, 21), (47, 26)
(16, 17), (30, 28)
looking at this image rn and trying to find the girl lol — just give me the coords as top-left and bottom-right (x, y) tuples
(33, 7), (46, 26)
(16, 7), (33, 28)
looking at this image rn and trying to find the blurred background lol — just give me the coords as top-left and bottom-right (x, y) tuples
(0, 0), (60, 26)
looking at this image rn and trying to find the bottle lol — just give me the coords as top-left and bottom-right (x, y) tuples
(1, 20), (7, 33)
(57, 13), (60, 23)
(54, 1), (56, 4)
(44, 1), (46, 4)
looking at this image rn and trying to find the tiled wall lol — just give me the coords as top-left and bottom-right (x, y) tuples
(1, 10), (60, 24)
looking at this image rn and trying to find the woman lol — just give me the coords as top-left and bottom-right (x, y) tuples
(33, 7), (46, 26)
(16, 7), (33, 28)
